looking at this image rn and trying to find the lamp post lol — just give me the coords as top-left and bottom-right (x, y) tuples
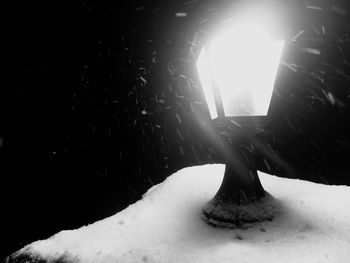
(196, 23), (285, 228)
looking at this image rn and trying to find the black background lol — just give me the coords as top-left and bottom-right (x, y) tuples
(2, 0), (350, 259)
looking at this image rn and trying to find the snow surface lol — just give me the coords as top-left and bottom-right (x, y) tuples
(17, 164), (350, 262)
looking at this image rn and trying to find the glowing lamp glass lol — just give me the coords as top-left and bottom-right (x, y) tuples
(197, 25), (284, 119)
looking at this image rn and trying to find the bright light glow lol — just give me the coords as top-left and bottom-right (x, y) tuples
(197, 25), (284, 118)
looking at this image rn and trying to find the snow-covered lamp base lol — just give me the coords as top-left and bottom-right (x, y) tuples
(6, 164), (350, 263)
(202, 191), (279, 228)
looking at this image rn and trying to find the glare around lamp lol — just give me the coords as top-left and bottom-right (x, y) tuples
(197, 25), (284, 119)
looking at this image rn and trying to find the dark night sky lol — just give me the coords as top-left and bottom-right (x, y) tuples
(2, 0), (350, 259)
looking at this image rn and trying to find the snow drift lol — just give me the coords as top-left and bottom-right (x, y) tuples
(7, 164), (350, 263)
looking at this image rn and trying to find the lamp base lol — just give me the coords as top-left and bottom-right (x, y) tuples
(202, 192), (280, 229)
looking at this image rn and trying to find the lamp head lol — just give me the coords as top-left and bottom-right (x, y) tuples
(196, 21), (285, 119)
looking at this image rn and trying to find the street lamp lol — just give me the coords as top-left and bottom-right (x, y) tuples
(197, 22), (285, 228)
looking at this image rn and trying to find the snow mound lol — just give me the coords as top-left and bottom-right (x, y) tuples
(10, 164), (350, 262)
